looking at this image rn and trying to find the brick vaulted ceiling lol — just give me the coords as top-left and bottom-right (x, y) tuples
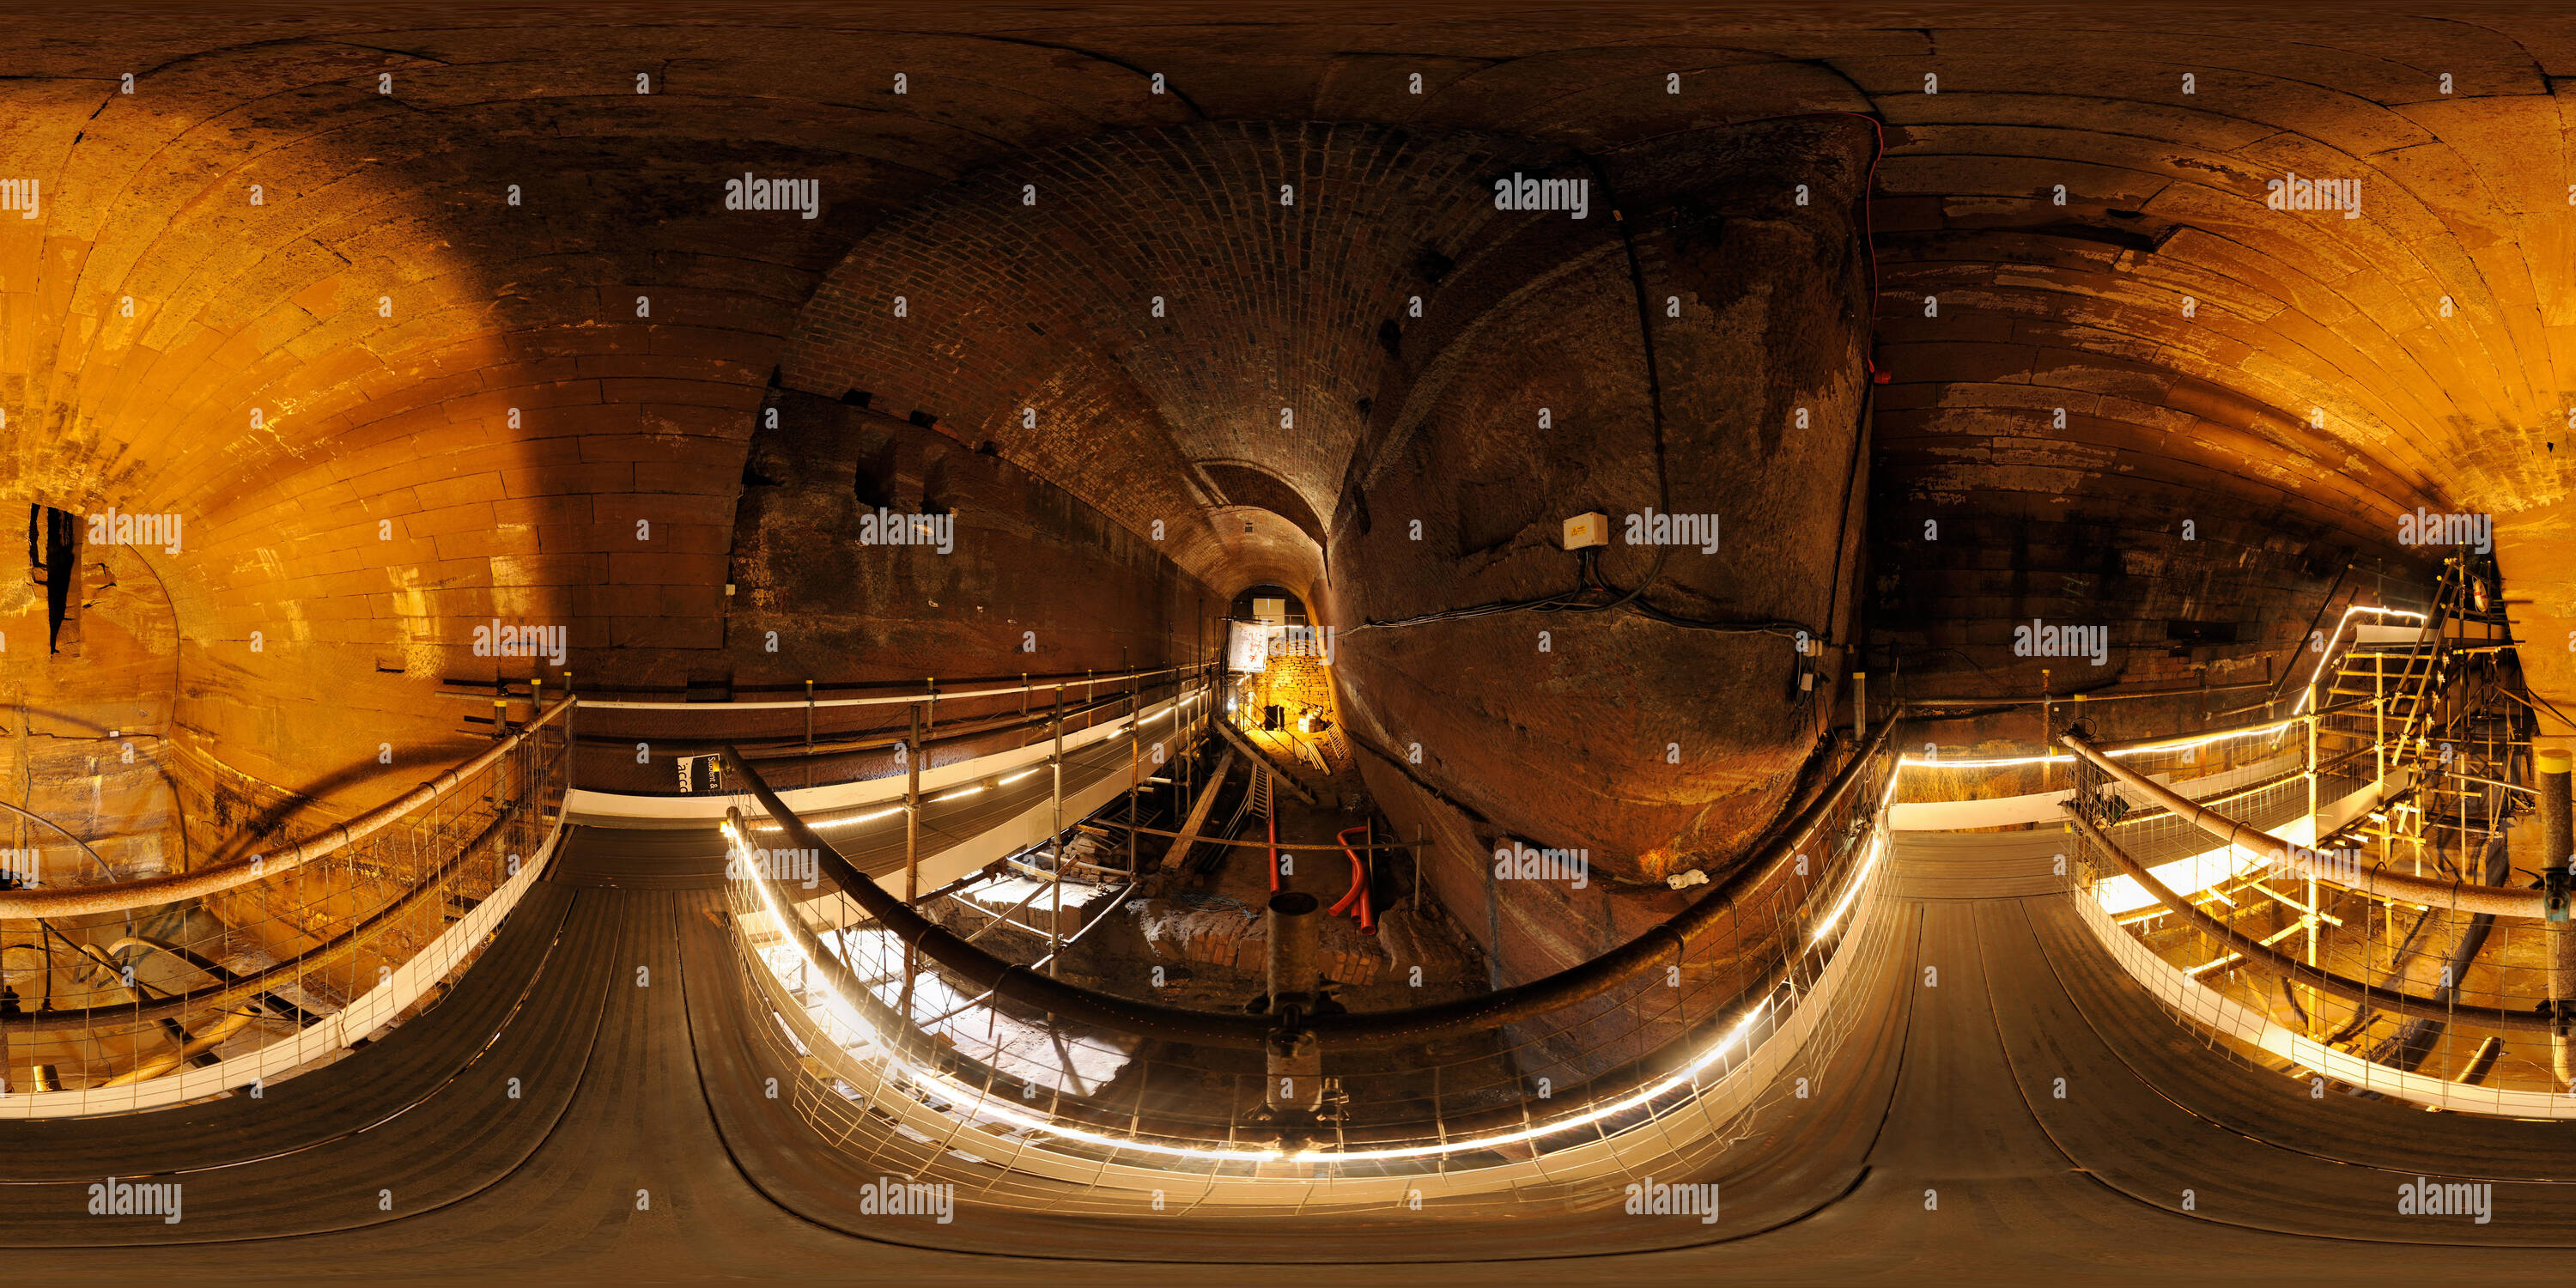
(1, 3), (2572, 817)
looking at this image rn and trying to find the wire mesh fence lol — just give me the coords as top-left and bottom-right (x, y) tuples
(0, 709), (569, 1112)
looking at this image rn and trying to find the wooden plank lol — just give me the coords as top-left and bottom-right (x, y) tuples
(1160, 748), (1237, 872)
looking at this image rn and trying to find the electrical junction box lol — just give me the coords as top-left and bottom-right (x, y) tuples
(1563, 512), (1610, 550)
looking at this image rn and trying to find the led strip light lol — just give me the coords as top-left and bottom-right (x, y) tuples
(722, 815), (1814, 1165)
(720, 698), (2358, 1169)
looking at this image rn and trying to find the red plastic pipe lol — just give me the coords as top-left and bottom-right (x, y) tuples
(1328, 830), (1364, 914)
(1267, 795), (1280, 894)
(1329, 825), (1376, 935)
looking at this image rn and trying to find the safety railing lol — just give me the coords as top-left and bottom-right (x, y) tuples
(552, 662), (1225, 800)
(2057, 714), (2576, 1115)
(712, 720), (1905, 1214)
(0, 700), (571, 1115)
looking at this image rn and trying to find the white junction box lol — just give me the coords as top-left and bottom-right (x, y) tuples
(1562, 512), (1611, 550)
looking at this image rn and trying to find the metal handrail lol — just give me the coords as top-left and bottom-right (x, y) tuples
(2063, 805), (2555, 1032)
(2058, 729), (2543, 919)
(720, 716), (1899, 1051)
(0, 797), (538, 1033)
(573, 665), (1194, 711)
(0, 696), (575, 920)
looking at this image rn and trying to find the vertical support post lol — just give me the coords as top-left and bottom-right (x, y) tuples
(2375, 655), (2388, 872)
(2540, 747), (2574, 1085)
(1049, 685), (1065, 977)
(1127, 688), (1139, 878)
(2318, 680), (2339, 829)
(1852, 671), (1868, 744)
(902, 702), (921, 1018)
(526, 676), (542, 830)
(2040, 668), (2053, 791)
(2318, 685), (2339, 1036)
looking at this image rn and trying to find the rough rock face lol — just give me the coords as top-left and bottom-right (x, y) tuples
(1314, 118), (1876, 987)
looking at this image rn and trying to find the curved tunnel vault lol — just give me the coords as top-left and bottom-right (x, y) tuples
(2, 4), (2575, 1281)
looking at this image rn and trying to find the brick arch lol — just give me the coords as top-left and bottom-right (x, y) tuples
(1197, 460), (1327, 550)
(778, 119), (1577, 592)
